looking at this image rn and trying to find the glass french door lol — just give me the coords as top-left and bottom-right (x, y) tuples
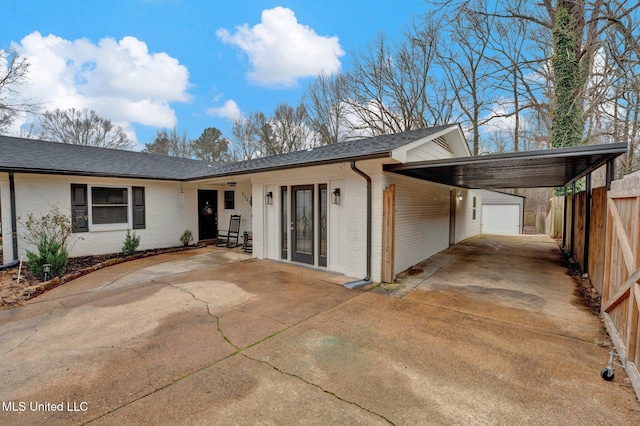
(291, 185), (314, 264)
(319, 184), (328, 267)
(281, 186), (288, 259)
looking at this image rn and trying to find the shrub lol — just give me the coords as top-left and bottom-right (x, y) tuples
(20, 206), (74, 281)
(26, 235), (69, 281)
(122, 229), (141, 256)
(180, 230), (193, 246)
(20, 205), (74, 250)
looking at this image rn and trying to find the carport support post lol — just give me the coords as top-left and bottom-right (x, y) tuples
(562, 186), (568, 249)
(606, 159), (615, 190)
(583, 173), (592, 276)
(570, 182), (576, 258)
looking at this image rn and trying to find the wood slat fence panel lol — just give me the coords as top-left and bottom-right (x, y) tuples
(589, 187), (607, 294)
(602, 174), (640, 398)
(573, 191), (586, 270)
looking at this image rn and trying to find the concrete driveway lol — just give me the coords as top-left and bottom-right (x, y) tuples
(0, 236), (638, 425)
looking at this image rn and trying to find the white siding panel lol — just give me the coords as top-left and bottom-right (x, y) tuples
(454, 189), (482, 243)
(405, 142), (455, 162)
(466, 190), (482, 237)
(9, 174), (198, 258)
(216, 182), (253, 237)
(387, 173), (450, 276)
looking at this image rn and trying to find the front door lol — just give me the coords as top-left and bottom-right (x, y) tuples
(198, 190), (218, 240)
(291, 185), (314, 264)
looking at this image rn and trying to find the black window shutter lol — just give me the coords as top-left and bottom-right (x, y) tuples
(132, 186), (146, 229)
(71, 184), (88, 233)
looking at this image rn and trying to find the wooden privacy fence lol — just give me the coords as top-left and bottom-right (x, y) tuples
(602, 174), (640, 397)
(553, 187), (608, 294)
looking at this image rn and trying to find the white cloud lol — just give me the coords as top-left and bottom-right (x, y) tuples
(217, 7), (344, 87)
(10, 31), (191, 142)
(207, 99), (242, 121)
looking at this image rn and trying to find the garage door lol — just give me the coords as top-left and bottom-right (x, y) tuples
(482, 204), (520, 235)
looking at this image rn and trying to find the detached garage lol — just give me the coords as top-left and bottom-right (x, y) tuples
(479, 190), (524, 235)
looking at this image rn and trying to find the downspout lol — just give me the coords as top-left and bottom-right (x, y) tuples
(344, 161), (373, 289)
(0, 172), (20, 270)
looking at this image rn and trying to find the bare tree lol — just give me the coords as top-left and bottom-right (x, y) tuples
(436, 1), (497, 155)
(40, 108), (133, 149)
(0, 47), (39, 133)
(231, 114), (262, 161)
(272, 103), (313, 153)
(303, 72), (350, 145)
(142, 127), (192, 158)
(230, 107), (312, 160)
(342, 24), (447, 137)
(487, 15), (536, 151)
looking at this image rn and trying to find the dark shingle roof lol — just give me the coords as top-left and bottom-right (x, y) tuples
(189, 125), (455, 180)
(0, 135), (217, 180)
(0, 125), (454, 181)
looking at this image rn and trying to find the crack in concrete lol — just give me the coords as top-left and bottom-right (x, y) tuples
(240, 352), (395, 425)
(161, 281), (240, 351)
(6, 315), (48, 354)
(86, 283), (366, 423)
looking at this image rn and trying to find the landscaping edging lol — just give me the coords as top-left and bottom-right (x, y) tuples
(1, 245), (202, 309)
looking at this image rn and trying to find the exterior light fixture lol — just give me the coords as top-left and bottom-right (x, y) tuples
(227, 182), (236, 187)
(42, 263), (52, 281)
(265, 191), (273, 205)
(331, 188), (341, 204)
(457, 193), (463, 201)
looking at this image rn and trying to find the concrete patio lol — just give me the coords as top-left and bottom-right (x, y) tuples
(0, 235), (637, 425)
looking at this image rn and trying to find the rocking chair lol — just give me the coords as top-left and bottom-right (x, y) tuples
(217, 215), (241, 247)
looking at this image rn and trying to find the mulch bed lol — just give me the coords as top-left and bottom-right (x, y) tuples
(1, 245), (198, 310)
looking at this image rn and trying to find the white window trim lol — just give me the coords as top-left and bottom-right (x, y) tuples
(223, 190), (236, 211)
(88, 185), (132, 232)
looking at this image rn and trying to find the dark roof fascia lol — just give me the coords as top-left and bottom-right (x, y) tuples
(183, 152), (392, 181)
(563, 148), (627, 187)
(384, 142), (628, 189)
(0, 167), (191, 182)
(385, 142), (628, 171)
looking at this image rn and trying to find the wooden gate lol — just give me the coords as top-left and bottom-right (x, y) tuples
(602, 174), (640, 396)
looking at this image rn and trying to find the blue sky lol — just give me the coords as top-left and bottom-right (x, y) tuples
(2, 0), (426, 150)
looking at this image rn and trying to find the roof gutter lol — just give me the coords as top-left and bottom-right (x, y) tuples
(344, 161), (373, 289)
(184, 153), (391, 182)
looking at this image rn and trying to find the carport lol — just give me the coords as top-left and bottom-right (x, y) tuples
(384, 142), (628, 267)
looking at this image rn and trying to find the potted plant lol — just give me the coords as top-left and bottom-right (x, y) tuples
(180, 230), (193, 247)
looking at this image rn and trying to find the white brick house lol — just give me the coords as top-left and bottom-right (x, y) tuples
(1, 124), (482, 284)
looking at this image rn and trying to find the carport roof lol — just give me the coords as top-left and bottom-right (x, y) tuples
(384, 142), (628, 189)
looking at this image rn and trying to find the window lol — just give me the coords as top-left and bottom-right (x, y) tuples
(92, 187), (128, 225)
(224, 190), (235, 210)
(71, 184), (88, 233)
(132, 187), (146, 229)
(71, 185), (146, 231)
(472, 196), (477, 220)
